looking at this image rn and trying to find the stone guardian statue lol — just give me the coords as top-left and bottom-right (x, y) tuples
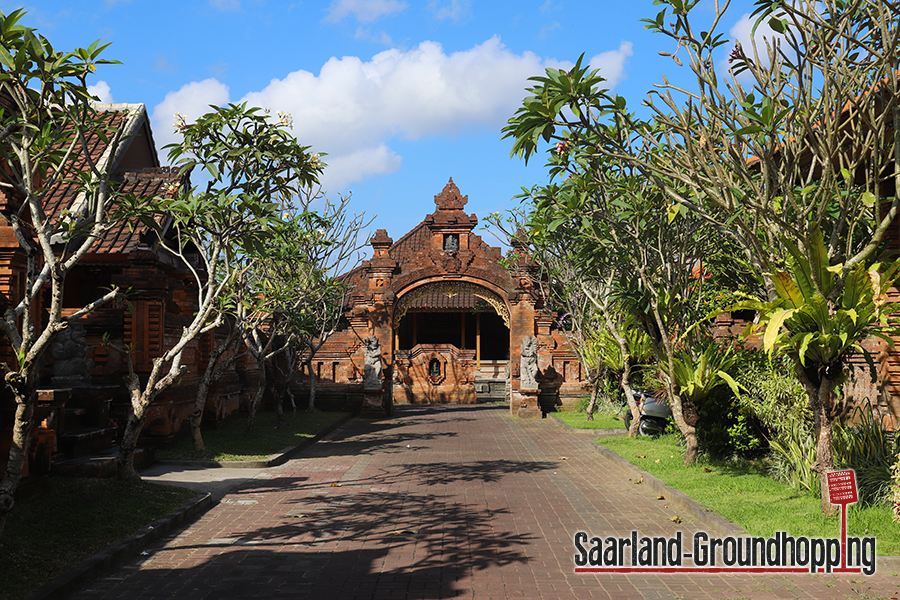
(363, 335), (383, 390)
(520, 335), (539, 390)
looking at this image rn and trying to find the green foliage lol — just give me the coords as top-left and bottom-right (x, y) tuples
(735, 354), (812, 437)
(768, 420), (819, 494)
(732, 354), (817, 491)
(834, 404), (899, 506)
(694, 384), (767, 460)
(891, 457), (900, 523)
(667, 341), (741, 404)
(161, 103), (324, 260)
(0, 9), (120, 178)
(736, 228), (900, 379)
(574, 391), (621, 415)
(503, 54), (615, 168)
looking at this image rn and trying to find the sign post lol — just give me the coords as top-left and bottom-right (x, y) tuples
(826, 469), (859, 569)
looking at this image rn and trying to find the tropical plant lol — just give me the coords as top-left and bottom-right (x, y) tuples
(735, 355), (811, 437)
(768, 420), (818, 493)
(667, 342), (741, 406)
(733, 228), (900, 510)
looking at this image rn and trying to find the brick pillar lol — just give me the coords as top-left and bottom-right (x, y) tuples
(509, 297), (540, 418)
(362, 230), (395, 416)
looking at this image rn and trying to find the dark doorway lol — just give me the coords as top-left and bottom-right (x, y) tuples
(396, 310), (509, 361)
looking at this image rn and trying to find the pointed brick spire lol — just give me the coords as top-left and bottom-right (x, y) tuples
(434, 177), (468, 211)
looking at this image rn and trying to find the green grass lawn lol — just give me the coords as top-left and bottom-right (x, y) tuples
(0, 478), (196, 600)
(597, 434), (900, 556)
(554, 410), (625, 430)
(157, 410), (350, 461)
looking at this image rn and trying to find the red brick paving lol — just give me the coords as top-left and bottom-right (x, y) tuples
(71, 405), (900, 599)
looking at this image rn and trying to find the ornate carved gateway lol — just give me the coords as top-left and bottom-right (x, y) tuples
(296, 179), (585, 417)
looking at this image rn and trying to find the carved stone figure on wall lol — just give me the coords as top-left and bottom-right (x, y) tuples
(51, 322), (94, 386)
(443, 233), (459, 252)
(363, 335), (383, 390)
(520, 335), (539, 390)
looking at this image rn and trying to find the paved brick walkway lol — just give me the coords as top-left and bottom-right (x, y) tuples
(72, 405), (900, 599)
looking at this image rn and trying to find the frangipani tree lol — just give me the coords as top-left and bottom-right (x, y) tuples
(504, 0), (900, 511)
(115, 103), (323, 479)
(0, 10), (123, 535)
(493, 147), (729, 459)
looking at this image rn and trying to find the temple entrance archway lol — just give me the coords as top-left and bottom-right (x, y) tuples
(392, 281), (510, 404)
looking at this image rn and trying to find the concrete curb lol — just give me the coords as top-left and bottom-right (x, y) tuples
(156, 412), (355, 469)
(25, 492), (213, 600)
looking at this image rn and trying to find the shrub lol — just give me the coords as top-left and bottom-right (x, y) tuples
(734, 353), (816, 491)
(734, 353), (811, 437)
(768, 420), (818, 494)
(574, 391), (622, 416)
(834, 403), (899, 506)
(695, 385), (767, 460)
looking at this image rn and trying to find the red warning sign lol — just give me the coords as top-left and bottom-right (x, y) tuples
(827, 469), (858, 505)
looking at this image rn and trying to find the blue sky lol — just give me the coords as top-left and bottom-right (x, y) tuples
(8, 0), (761, 250)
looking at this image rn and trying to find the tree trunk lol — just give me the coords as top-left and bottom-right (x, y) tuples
(190, 328), (240, 452)
(585, 367), (600, 421)
(246, 356), (267, 433)
(665, 385), (698, 464)
(115, 341), (190, 480)
(607, 324), (641, 439)
(274, 356), (285, 426)
(795, 360), (840, 516)
(274, 383), (285, 425)
(306, 357), (318, 412)
(116, 371), (148, 481)
(274, 349), (297, 420)
(643, 289), (696, 462)
(0, 387), (36, 537)
(813, 408), (837, 515)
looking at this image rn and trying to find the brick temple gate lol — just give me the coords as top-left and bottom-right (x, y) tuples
(296, 179), (586, 416)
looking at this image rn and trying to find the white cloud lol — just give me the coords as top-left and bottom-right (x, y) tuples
(242, 37), (546, 156)
(540, 0), (560, 14)
(88, 80), (113, 103)
(210, 0), (241, 11)
(538, 22), (561, 40)
(150, 78), (230, 150)
(152, 38), (631, 191)
(319, 144), (402, 190)
(354, 27), (394, 46)
(588, 41), (633, 89)
(428, 0), (472, 22)
(729, 12), (783, 56)
(326, 0), (407, 23)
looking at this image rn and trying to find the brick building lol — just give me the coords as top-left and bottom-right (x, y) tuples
(294, 179), (587, 416)
(0, 103), (247, 479)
